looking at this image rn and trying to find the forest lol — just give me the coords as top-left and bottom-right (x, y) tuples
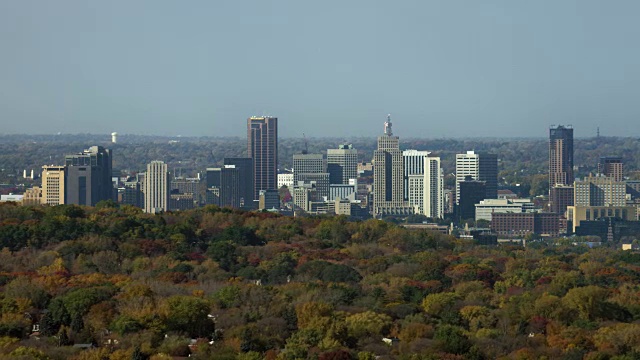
(1, 201), (640, 359)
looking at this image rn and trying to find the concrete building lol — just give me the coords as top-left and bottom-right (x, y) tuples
(403, 150), (431, 200)
(424, 156), (443, 219)
(329, 181), (357, 201)
(475, 198), (534, 222)
(22, 186), (43, 206)
(598, 157), (623, 182)
(373, 115), (413, 216)
(292, 182), (318, 212)
(0, 194), (23, 203)
(327, 144), (358, 185)
(575, 175), (626, 207)
(549, 125), (574, 187)
(248, 116), (278, 201)
(41, 165), (66, 205)
(65, 146), (113, 206)
(144, 161), (170, 214)
(278, 173), (294, 189)
(455, 151), (497, 204)
(567, 205), (637, 233)
(293, 153), (326, 182)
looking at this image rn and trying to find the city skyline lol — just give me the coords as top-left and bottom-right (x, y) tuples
(2, 1), (640, 138)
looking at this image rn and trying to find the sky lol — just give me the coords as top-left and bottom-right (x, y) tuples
(1, 1), (639, 138)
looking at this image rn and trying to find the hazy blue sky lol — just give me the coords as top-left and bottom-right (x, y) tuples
(1, 1), (639, 138)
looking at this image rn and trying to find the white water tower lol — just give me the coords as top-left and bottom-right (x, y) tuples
(111, 132), (118, 143)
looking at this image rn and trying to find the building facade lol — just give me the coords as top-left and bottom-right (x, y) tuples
(247, 116), (278, 200)
(327, 144), (358, 185)
(455, 151), (497, 204)
(224, 158), (254, 209)
(144, 161), (170, 214)
(65, 146), (113, 206)
(491, 212), (560, 236)
(373, 115), (413, 216)
(598, 157), (623, 182)
(574, 175), (626, 207)
(549, 125), (574, 187)
(41, 166), (66, 205)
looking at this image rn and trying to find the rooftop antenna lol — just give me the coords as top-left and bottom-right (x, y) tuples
(302, 133), (309, 154)
(597, 127), (600, 138)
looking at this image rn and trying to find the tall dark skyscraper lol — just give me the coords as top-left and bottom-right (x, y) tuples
(549, 125), (574, 187)
(224, 158), (254, 209)
(65, 146), (113, 206)
(247, 116), (278, 200)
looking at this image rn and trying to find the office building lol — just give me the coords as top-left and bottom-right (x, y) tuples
(41, 166), (66, 205)
(205, 166), (242, 208)
(567, 205), (637, 233)
(550, 185), (574, 215)
(122, 181), (142, 208)
(403, 150), (431, 200)
(549, 125), (574, 187)
(144, 161), (170, 214)
(598, 157), (623, 182)
(248, 116), (278, 200)
(327, 144), (358, 185)
(475, 199), (534, 222)
(293, 153), (326, 183)
(65, 146), (113, 206)
(373, 115), (413, 216)
(455, 151), (497, 204)
(278, 173), (294, 188)
(575, 175), (626, 207)
(259, 189), (280, 210)
(491, 212), (560, 236)
(170, 194), (196, 211)
(296, 172), (330, 199)
(224, 158), (254, 208)
(424, 156), (443, 219)
(329, 180), (357, 201)
(457, 176), (486, 221)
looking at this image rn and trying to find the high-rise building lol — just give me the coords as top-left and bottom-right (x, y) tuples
(598, 157), (623, 182)
(549, 125), (574, 187)
(403, 150), (431, 200)
(574, 175), (626, 207)
(144, 161), (170, 214)
(373, 115), (413, 216)
(65, 146), (113, 206)
(122, 181), (142, 208)
(457, 176), (486, 221)
(293, 154), (326, 182)
(455, 151), (497, 204)
(424, 156), (443, 219)
(224, 158), (254, 209)
(550, 185), (574, 215)
(248, 116), (278, 200)
(327, 144), (358, 185)
(205, 166), (242, 208)
(41, 165), (66, 205)
(402, 150), (443, 218)
(259, 189), (280, 210)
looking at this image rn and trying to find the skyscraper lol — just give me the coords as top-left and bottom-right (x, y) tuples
(248, 116), (278, 200)
(455, 151), (497, 204)
(549, 125), (574, 187)
(424, 156), (444, 219)
(373, 115), (413, 216)
(65, 146), (113, 206)
(144, 161), (170, 214)
(403, 150), (431, 200)
(327, 144), (358, 185)
(224, 158), (254, 209)
(41, 165), (66, 205)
